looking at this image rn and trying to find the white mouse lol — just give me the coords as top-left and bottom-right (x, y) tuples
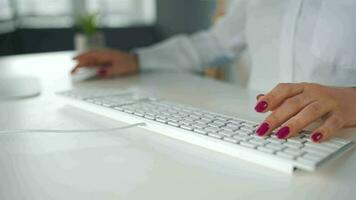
(0, 76), (41, 100)
(71, 67), (98, 82)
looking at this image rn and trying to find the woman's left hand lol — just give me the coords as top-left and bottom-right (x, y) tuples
(254, 83), (356, 143)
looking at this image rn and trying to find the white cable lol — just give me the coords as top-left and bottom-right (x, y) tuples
(0, 123), (146, 134)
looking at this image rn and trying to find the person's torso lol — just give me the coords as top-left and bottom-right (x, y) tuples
(243, 0), (356, 91)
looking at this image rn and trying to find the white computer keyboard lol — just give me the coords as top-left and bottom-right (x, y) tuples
(57, 88), (355, 173)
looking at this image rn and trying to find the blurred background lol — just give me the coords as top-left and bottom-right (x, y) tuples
(0, 0), (247, 85)
(0, 0), (217, 55)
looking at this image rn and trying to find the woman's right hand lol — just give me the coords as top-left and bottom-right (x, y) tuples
(71, 49), (139, 77)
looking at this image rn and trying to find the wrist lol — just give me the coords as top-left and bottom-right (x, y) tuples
(340, 87), (356, 127)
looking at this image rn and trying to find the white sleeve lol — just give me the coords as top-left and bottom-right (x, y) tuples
(135, 0), (248, 72)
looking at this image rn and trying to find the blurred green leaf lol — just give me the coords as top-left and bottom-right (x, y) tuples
(76, 13), (98, 36)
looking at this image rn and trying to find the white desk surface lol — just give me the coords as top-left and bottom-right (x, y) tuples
(0, 52), (355, 200)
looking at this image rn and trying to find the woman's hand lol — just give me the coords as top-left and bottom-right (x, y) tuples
(71, 49), (139, 77)
(254, 83), (356, 143)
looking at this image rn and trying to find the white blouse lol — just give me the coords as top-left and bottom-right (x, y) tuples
(136, 0), (356, 91)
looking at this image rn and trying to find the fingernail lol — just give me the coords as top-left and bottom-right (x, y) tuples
(256, 94), (265, 101)
(256, 122), (269, 136)
(98, 68), (107, 76)
(255, 101), (268, 112)
(311, 132), (323, 143)
(276, 126), (290, 139)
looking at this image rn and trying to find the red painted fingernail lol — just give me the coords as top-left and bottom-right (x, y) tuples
(255, 101), (268, 112)
(256, 122), (269, 136)
(256, 94), (265, 101)
(276, 126), (290, 139)
(98, 68), (107, 76)
(311, 132), (323, 143)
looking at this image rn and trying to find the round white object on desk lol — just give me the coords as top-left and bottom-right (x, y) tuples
(0, 77), (41, 100)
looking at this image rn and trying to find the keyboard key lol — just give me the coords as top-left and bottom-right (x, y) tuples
(222, 127), (236, 132)
(283, 148), (304, 157)
(167, 116), (181, 122)
(113, 106), (124, 111)
(249, 138), (268, 146)
(192, 123), (207, 129)
(167, 121), (179, 127)
(240, 141), (257, 149)
(265, 143), (285, 151)
(330, 138), (350, 146)
(180, 120), (194, 125)
(124, 109), (134, 114)
(197, 119), (212, 124)
(181, 125), (193, 131)
(209, 122), (225, 128)
(301, 153), (323, 162)
(208, 133), (223, 139)
(284, 141), (303, 149)
(156, 117), (167, 123)
(228, 119), (243, 124)
(144, 114), (155, 120)
(304, 142), (335, 152)
(296, 157), (317, 167)
(133, 111), (145, 117)
(194, 128), (207, 135)
(233, 134), (249, 141)
(203, 113), (216, 119)
(226, 123), (240, 129)
(302, 146), (330, 156)
(241, 122), (258, 129)
(189, 115), (201, 120)
(213, 119), (226, 124)
(235, 129), (251, 135)
(223, 137), (239, 144)
(205, 126), (220, 133)
(276, 152), (296, 160)
(218, 130), (235, 137)
(257, 146), (276, 154)
(267, 137), (285, 144)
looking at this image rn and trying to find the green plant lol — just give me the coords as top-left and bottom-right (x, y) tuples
(77, 13), (97, 36)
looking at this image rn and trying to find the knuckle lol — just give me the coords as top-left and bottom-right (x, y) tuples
(266, 113), (282, 125)
(284, 96), (300, 106)
(329, 115), (345, 129)
(307, 103), (322, 115)
(289, 116), (304, 130)
(265, 92), (276, 102)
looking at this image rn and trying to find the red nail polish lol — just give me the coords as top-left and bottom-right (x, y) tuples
(255, 101), (268, 112)
(98, 68), (107, 76)
(311, 132), (323, 143)
(276, 126), (289, 139)
(256, 122), (269, 136)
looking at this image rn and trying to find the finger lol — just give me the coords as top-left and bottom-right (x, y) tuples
(71, 62), (87, 74)
(256, 93), (312, 136)
(256, 94), (264, 101)
(71, 57), (101, 74)
(255, 83), (304, 113)
(275, 100), (333, 139)
(97, 67), (109, 77)
(96, 66), (123, 78)
(309, 112), (345, 143)
(71, 60), (93, 74)
(72, 50), (100, 60)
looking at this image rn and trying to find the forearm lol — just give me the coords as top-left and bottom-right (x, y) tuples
(322, 86), (356, 128)
(136, 0), (248, 73)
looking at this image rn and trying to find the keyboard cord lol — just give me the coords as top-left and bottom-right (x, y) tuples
(0, 123), (147, 134)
